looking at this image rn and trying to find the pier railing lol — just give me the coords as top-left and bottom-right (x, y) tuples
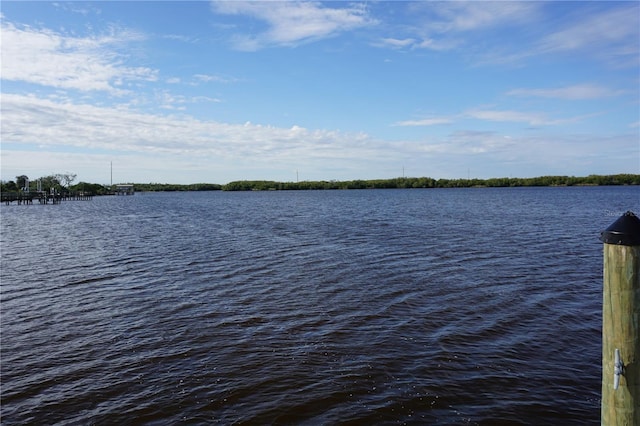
(1, 191), (94, 205)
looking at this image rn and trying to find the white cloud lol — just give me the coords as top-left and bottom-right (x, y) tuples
(408, 131), (497, 155)
(0, 93), (371, 160)
(0, 21), (157, 94)
(395, 107), (597, 128)
(3, 93), (423, 182)
(0, 94), (522, 182)
(394, 117), (453, 127)
(374, 36), (457, 51)
(193, 73), (239, 84)
(153, 90), (221, 111)
(506, 84), (626, 100)
(412, 38), (458, 51)
(378, 37), (415, 49)
(464, 109), (598, 127)
(52, 2), (100, 17)
(466, 109), (548, 126)
(210, 1), (375, 50)
(444, 130), (515, 154)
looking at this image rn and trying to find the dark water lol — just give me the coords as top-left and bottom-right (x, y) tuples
(1, 187), (638, 425)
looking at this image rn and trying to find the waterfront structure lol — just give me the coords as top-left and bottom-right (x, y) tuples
(115, 184), (134, 195)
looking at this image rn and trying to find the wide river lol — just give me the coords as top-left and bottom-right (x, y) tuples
(1, 186), (638, 425)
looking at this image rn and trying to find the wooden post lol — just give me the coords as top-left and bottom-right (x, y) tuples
(601, 211), (640, 425)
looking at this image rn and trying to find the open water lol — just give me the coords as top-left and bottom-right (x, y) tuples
(1, 186), (638, 425)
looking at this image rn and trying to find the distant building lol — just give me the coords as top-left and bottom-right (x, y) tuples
(115, 184), (134, 195)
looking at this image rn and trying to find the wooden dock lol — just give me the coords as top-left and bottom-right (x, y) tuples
(1, 192), (93, 205)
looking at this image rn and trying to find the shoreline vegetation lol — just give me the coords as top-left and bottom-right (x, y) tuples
(1, 174), (639, 195)
(219, 174), (640, 191)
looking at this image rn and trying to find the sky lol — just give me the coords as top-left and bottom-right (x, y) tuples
(1, 1), (639, 185)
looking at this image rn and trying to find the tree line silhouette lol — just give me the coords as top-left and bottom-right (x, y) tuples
(2, 174), (638, 194)
(221, 174), (639, 191)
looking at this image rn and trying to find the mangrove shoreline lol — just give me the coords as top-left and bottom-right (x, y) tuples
(132, 174), (639, 192)
(2, 174), (638, 196)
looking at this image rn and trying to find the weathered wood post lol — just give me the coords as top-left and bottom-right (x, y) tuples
(600, 211), (640, 425)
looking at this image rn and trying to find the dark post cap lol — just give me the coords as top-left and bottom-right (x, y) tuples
(600, 211), (640, 246)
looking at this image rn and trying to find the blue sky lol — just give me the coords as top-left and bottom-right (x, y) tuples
(1, 1), (639, 185)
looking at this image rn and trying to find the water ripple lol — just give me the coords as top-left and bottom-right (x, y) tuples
(1, 187), (636, 424)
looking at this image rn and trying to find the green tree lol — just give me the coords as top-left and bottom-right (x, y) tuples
(70, 182), (110, 195)
(39, 175), (62, 193)
(15, 175), (29, 190)
(1, 180), (19, 193)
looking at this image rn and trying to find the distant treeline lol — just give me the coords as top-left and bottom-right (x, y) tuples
(221, 174), (640, 191)
(129, 183), (222, 192)
(2, 174), (638, 194)
(0, 179), (222, 195)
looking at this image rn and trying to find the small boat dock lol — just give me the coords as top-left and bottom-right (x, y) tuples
(1, 192), (93, 205)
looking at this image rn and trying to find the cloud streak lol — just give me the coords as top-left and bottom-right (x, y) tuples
(394, 117), (453, 127)
(536, 5), (639, 64)
(481, 3), (640, 67)
(375, 1), (538, 52)
(465, 109), (557, 126)
(506, 84), (626, 100)
(394, 108), (596, 128)
(210, 1), (375, 50)
(425, 1), (538, 33)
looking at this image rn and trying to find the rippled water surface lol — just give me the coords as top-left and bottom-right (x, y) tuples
(1, 187), (638, 425)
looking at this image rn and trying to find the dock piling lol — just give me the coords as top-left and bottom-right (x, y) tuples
(600, 211), (640, 425)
